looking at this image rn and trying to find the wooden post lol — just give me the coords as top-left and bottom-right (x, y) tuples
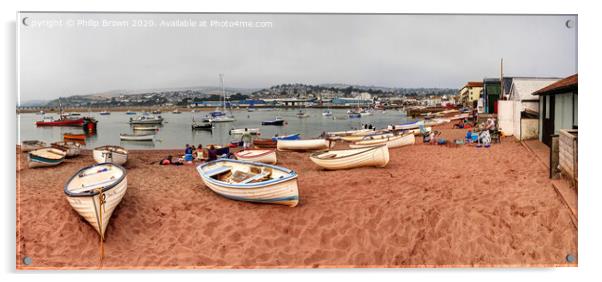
(550, 134), (560, 179)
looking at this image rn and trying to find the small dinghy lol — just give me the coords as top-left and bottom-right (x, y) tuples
(387, 120), (424, 131)
(327, 129), (371, 137)
(349, 133), (415, 149)
(93, 145), (128, 165)
(64, 163), (128, 239)
(196, 159), (299, 207)
(261, 118), (285, 126)
(310, 144), (389, 170)
(234, 149), (277, 164)
(132, 125), (159, 131)
(120, 133), (155, 141)
(229, 128), (260, 135)
(21, 140), (47, 152)
(64, 133), (86, 141)
(341, 132), (393, 142)
(192, 122), (213, 130)
(277, 139), (332, 151)
(253, 138), (277, 148)
(272, 133), (300, 141)
(51, 141), (82, 157)
(27, 147), (67, 168)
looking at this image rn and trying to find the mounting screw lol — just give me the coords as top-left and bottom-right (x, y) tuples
(23, 256), (32, 265)
(566, 254), (575, 263)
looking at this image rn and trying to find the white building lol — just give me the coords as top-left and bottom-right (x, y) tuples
(497, 77), (560, 140)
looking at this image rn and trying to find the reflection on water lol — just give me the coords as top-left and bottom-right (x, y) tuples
(17, 108), (410, 149)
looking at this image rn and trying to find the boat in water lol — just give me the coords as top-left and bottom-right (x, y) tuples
(36, 115), (86, 126)
(64, 132), (86, 141)
(93, 145), (128, 165)
(310, 144), (390, 170)
(132, 125), (159, 131)
(229, 128), (260, 135)
(64, 163), (128, 239)
(234, 149), (277, 164)
(261, 117), (285, 126)
(196, 159), (299, 207)
(172, 109), (181, 114)
(322, 110), (333, 117)
(129, 115), (164, 125)
(99, 111), (111, 115)
(120, 133), (155, 141)
(125, 110), (136, 115)
(296, 110), (310, 118)
(192, 121), (213, 130)
(27, 147), (67, 168)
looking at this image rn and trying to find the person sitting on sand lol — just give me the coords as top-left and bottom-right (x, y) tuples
(465, 130), (473, 143)
(453, 119), (465, 129)
(160, 155), (173, 165)
(195, 144), (205, 161)
(207, 145), (218, 162)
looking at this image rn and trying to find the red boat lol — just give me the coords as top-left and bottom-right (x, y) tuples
(35, 116), (84, 126)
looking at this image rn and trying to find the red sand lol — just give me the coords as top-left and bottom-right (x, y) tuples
(16, 128), (577, 269)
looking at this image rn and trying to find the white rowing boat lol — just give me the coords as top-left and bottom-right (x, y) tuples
(21, 140), (47, 152)
(234, 149), (277, 164)
(64, 163), (128, 239)
(93, 145), (128, 165)
(309, 144), (390, 170)
(51, 141), (81, 157)
(349, 133), (415, 149)
(277, 139), (333, 151)
(340, 132), (393, 142)
(27, 147), (67, 168)
(387, 121), (424, 130)
(326, 129), (372, 137)
(132, 125), (159, 131)
(196, 159), (299, 207)
(120, 133), (155, 141)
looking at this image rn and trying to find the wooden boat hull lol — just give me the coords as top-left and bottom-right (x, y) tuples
(253, 139), (277, 148)
(51, 141), (81, 157)
(93, 146), (128, 165)
(120, 134), (155, 141)
(350, 134), (415, 149)
(63, 133), (86, 141)
(310, 144), (389, 170)
(64, 163), (128, 238)
(27, 148), (66, 168)
(234, 149), (277, 164)
(277, 139), (332, 151)
(21, 140), (47, 152)
(196, 159), (299, 207)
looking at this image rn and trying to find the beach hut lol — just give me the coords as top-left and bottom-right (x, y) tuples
(533, 74), (578, 147)
(497, 77), (561, 140)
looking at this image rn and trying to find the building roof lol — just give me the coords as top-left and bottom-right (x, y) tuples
(465, 81), (483, 88)
(508, 78), (562, 101)
(533, 74), (578, 95)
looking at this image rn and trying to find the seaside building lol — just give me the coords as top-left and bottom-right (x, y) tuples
(497, 77), (561, 140)
(458, 82), (483, 108)
(533, 74), (578, 147)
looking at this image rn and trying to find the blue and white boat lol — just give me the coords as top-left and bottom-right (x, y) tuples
(272, 133), (300, 141)
(196, 159), (299, 207)
(27, 147), (67, 168)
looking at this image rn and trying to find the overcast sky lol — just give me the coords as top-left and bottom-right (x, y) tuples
(18, 13), (577, 101)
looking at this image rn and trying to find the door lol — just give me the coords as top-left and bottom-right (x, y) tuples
(542, 95), (555, 146)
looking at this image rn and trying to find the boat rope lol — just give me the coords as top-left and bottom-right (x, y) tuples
(96, 187), (106, 266)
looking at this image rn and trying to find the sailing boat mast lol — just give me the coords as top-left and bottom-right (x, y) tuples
(219, 73), (226, 112)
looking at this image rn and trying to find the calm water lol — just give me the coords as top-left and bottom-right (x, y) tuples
(17, 108), (411, 149)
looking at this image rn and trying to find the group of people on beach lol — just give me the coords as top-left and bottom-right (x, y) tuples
(159, 144), (220, 166)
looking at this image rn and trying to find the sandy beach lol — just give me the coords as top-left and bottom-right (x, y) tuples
(16, 126), (577, 269)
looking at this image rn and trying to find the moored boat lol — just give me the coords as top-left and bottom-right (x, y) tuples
(36, 115), (85, 126)
(196, 159), (299, 207)
(51, 141), (82, 157)
(64, 163), (128, 239)
(229, 128), (260, 135)
(99, 111), (111, 115)
(21, 140), (47, 152)
(93, 145), (128, 165)
(27, 147), (67, 168)
(349, 133), (415, 149)
(192, 122), (213, 130)
(64, 132), (86, 141)
(261, 117), (285, 126)
(209, 115), (236, 123)
(129, 115), (163, 125)
(132, 125), (159, 131)
(277, 139), (332, 151)
(120, 133), (155, 141)
(309, 144), (390, 170)
(234, 149), (277, 164)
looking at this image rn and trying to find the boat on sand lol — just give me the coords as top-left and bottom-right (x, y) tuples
(93, 145), (128, 165)
(51, 141), (82, 157)
(327, 129), (372, 137)
(27, 147), (67, 168)
(309, 144), (389, 170)
(234, 149), (277, 164)
(277, 139), (332, 151)
(349, 133), (415, 149)
(21, 140), (47, 152)
(196, 159), (299, 207)
(64, 163), (128, 239)
(253, 138), (277, 148)
(341, 132), (393, 142)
